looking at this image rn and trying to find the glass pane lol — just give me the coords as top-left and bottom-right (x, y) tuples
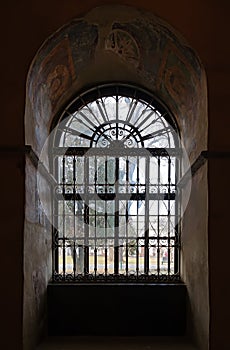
(138, 239), (145, 274)
(76, 244), (84, 274)
(149, 239), (157, 274)
(107, 241), (114, 274)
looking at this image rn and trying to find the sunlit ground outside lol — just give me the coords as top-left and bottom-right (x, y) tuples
(58, 251), (175, 275)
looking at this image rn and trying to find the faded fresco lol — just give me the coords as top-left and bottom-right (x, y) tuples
(27, 7), (205, 158)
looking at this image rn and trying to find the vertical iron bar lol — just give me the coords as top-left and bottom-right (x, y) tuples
(136, 161), (139, 276)
(105, 247), (108, 276)
(136, 237), (139, 276)
(157, 156), (160, 276)
(114, 157), (119, 274)
(116, 95), (118, 139)
(137, 155), (141, 275)
(167, 156), (171, 276)
(126, 202), (129, 276)
(94, 247), (97, 276)
(144, 155), (149, 274)
(115, 93), (119, 273)
(53, 155), (59, 276)
(62, 156), (66, 277)
(126, 157), (129, 275)
(94, 156), (97, 275)
(105, 156), (108, 275)
(73, 156), (76, 278)
(174, 154), (180, 274)
(84, 155), (89, 274)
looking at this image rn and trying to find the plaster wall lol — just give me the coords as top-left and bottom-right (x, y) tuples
(182, 164), (209, 350)
(23, 158), (52, 350)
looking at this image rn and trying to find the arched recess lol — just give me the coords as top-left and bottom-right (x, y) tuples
(24, 5), (208, 350)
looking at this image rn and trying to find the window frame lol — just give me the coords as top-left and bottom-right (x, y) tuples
(50, 83), (181, 283)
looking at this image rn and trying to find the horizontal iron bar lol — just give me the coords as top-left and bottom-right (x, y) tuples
(57, 236), (176, 242)
(55, 192), (176, 200)
(52, 272), (182, 283)
(53, 147), (181, 157)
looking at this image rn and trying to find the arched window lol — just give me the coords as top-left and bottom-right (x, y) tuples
(51, 84), (181, 282)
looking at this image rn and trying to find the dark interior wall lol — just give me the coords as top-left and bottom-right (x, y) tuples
(47, 284), (187, 336)
(1, 1), (230, 350)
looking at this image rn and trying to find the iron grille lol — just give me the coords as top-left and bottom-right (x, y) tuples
(51, 84), (181, 282)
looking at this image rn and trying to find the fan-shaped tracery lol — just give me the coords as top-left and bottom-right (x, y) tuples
(56, 86), (176, 150)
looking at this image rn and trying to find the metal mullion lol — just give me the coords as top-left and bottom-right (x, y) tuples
(100, 97), (110, 121)
(54, 147), (179, 157)
(105, 155), (108, 194)
(114, 91), (119, 274)
(73, 156), (76, 278)
(141, 126), (172, 141)
(167, 156), (171, 276)
(105, 156), (108, 275)
(136, 155), (139, 276)
(116, 95), (119, 139)
(137, 155), (140, 195)
(96, 100), (108, 123)
(84, 102), (103, 126)
(84, 156), (89, 274)
(63, 126), (92, 140)
(62, 156), (66, 277)
(94, 246), (97, 276)
(144, 155), (149, 275)
(126, 157), (129, 193)
(53, 199), (59, 275)
(59, 192), (175, 202)
(94, 155), (97, 276)
(174, 154), (180, 274)
(114, 157), (119, 274)
(125, 200), (129, 275)
(77, 117), (95, 134)
(136, 190), (139, 276)
(126, 157), (129, 275)
(136, 238), (139, 276)
(127, 99), (138, 123)
(75, 95), (99, 124)
(136, 109), (155, 129)
(79, 111), (99, 129)
(53, 156), (59, 276)
(134, 98), (154, 125)
(138, 111), (168, 133)
(105, 246), (108, 276)
(157, 156), (160, 276)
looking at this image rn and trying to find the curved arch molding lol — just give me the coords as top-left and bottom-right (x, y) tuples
(25, 5), (207, 163)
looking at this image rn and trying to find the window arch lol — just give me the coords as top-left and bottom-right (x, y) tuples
(51, 83), (181, 282)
